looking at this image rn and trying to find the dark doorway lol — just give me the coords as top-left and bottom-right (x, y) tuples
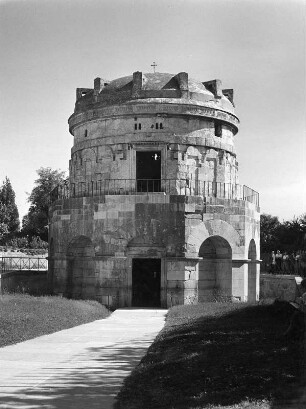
(136, 151), (161, 192)
(132, 258), (161, 307)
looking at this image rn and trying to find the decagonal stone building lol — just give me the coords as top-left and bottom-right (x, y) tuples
(49, 71), (260, 308)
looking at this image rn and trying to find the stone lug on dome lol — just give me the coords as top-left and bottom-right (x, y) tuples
(203, 80), (223, 99)
(94, 78), (109, 100)
(222, 89), (234, 105)
(132, 71), (143, 98)
(176, 72), (189, 98)
(76, 88), (92, 101)
(94, 78), (102, 95)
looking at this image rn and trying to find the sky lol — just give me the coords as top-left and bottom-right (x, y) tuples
(0, 0), (305, 222)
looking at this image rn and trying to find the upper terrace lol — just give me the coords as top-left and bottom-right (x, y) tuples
(50, 179), (259, 207)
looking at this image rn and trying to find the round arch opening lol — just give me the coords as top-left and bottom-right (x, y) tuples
(198, 236), (232, 302)
(248, 239), (258, 302)
(66, 235), (95, 299)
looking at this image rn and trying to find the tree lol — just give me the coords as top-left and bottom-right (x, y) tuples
(22, 167), (66, 241)
(0, 204), (9, 242)
(0, 177), (20, 242)
(260, 213), (281, 253)
(279, 214), (306, 252)
(260, 213), (306, 255)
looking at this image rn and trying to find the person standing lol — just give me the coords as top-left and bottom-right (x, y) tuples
(282, 252), (289, 274)
(275, 250), (282, 273)
(295, 252), (301, 276)
(271, 251), (276, 274)
(289, 252), (295, 275)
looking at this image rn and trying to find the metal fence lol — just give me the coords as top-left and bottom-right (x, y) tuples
(0, 257), (48, 273)
(51, 179), (259, 206)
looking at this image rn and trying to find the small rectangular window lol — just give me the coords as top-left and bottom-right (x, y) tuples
(138, 123), (141, 130)
(134, 124), (137, 131)
(215, 122), (222, 137)
(156, 123), (158, 129)
(160, 123), (163, 129)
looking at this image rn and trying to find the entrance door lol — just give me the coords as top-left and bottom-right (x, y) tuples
(136, 151), (161, 192)
(132, 258), (161, 307)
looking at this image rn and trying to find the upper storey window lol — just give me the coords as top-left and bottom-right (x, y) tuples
(214, 122), (222, 138)
(136, 151), (161, 192)
(134, 123), (141, 130)
(84, 129), (88, 138)
(134, 117), (141, 131)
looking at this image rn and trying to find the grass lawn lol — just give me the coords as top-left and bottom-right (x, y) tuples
(0, 294), (110, 347)
(115, 302), (303, 409)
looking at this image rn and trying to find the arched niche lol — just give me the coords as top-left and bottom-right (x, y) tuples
(198, 235), (232, 302)
(186, 219), (243, 259)
(66, 235), (95, 299)
(248, 239), (256, 260)
(248, 239), (258, 302)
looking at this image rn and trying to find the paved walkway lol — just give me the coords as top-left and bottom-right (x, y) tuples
(0, 308), (167, 409)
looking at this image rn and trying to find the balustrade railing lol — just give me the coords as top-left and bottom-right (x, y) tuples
(51, 179), (259, 206)
(0, 257), (48, 273)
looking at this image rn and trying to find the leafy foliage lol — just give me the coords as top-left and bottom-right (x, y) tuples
(22, 167), (66, 241)
(0, 177), (20, 243)
(260, 213), (306, 253)
(260, 214), (281, 252)
(4, 235), (48, 250)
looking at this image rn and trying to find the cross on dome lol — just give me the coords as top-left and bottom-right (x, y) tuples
(151, 62), (157, 73)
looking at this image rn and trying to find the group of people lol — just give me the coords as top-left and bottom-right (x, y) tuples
(270, 250), (303, 275)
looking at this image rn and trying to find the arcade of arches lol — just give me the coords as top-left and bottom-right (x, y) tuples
(61, 234), (259, 306)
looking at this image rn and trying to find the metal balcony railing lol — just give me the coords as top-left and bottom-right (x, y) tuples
(0, 257), (48, 273)
(50, 179), (259, 206)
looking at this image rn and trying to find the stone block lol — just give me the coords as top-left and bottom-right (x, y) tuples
(184, 280), (197, 289)
(167, 270), (186, 280)
(185, 203), (195, 212)
(167, 280), (184, 289)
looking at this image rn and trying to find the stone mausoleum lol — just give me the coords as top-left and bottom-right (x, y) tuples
(49, 71), (260, 308)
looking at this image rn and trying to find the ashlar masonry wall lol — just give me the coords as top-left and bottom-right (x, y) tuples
(49, 193), (260, 308)
(49, 71), (260, 308)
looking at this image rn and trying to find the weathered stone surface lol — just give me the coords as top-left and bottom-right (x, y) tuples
(49, 71), (260, 308)
(260, 274), (302, 301)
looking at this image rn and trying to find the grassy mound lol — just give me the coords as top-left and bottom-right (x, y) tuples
(0, 294), (110, 347)
(115, 302), (302, 409)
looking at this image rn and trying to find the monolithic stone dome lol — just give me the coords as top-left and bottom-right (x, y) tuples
(71, 71), (239, 136)
(74, 72), (236, 115)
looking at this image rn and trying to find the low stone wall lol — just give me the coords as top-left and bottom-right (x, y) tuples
(260, 274), (303, 302)
(0, 270), (49, 295)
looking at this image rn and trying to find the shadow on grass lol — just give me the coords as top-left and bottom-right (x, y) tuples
(0, 338), (152, 409)
(115, 303), (303, 409)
